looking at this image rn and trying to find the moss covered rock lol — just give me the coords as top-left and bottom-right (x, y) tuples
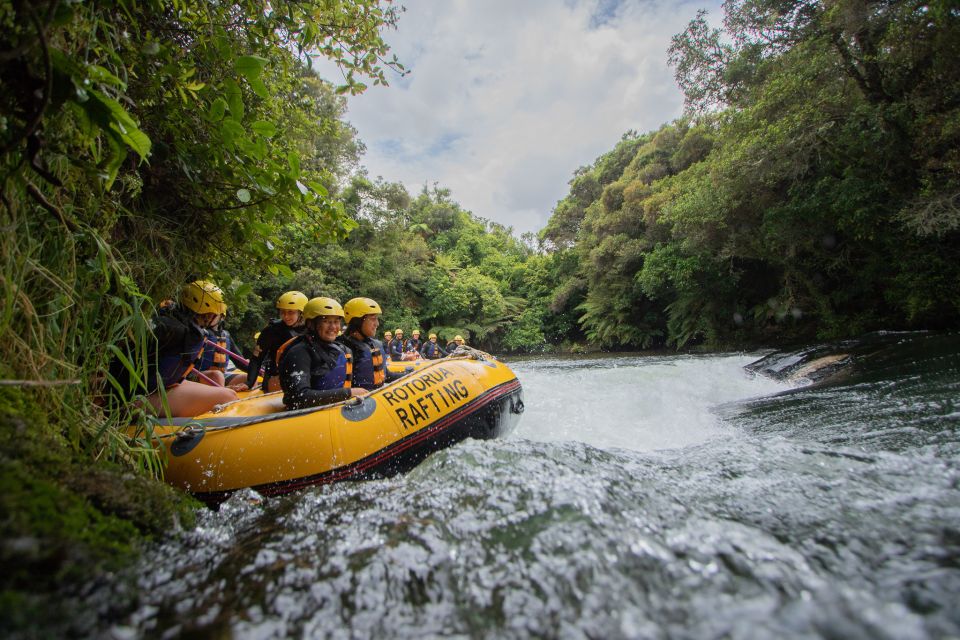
(0, 387), (199, 636)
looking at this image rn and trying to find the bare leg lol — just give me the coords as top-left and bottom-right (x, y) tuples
(148, 380), (238, 417)
(199, 369), (226, 386)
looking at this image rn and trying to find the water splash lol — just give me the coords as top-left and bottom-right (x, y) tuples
(65, 338), (960, 639)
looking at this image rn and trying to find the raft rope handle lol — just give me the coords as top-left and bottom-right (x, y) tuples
(174, 424), (203, 440)
(158, 399), (357, 439)
(185, 356), (493, 434)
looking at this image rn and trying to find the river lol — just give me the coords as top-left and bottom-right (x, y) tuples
(74, 332), (960, 638)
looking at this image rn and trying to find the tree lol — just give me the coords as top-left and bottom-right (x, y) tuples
(0, 0), (406, 475)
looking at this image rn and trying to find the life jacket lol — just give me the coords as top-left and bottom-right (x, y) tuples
(148, 306), (205, 391)
(341, 334), (387, 390)
(212, 333), (228, 370)
(406, 338), (422, 352)
(278, 335), (352, 391)
(246, 321), (292, 389)
(422, 341), (443, 359)
(315, 342), (352, 390)
(389, 338), (405, 361)
(198, 328), (230, 372)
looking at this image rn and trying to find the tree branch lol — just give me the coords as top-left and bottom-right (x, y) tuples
(25, 181), (78, 232)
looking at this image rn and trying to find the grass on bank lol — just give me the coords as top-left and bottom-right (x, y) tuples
(0, 189), (203, 633)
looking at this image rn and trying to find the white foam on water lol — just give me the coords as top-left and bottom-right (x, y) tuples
(509, 353), (790, 452)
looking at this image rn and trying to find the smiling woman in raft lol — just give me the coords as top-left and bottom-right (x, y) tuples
(337, 297), (412, 391)
(277, 297), (369, 410)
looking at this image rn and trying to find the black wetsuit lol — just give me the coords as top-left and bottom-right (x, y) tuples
(278, 334), (353, 409)
(108, 304), (204, 400)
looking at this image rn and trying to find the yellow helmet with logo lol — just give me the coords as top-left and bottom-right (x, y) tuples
(429, 333), (437, 339)
(344, 297), (382, 323)
(181, 280), (226, 315)
(276, 291), (308, 311)
(303, 297), (344, 320)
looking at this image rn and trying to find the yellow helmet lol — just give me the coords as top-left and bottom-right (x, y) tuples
(344, 297), (382, 323)
(384, 331), (393, 338)
(395, 328), (404, 335)
(454, 335), (464, 342)
(412, 330), (420, 336)
(254, 331), (261, 341)
(276, 291), (308, 311)
(429, 333), (437, 339)
(303, 297), (344, 320)
(181, 280), (226, 315)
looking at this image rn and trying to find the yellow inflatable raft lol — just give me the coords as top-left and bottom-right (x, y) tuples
(151, 353), (524, 505)
(386, 358), (429, 375)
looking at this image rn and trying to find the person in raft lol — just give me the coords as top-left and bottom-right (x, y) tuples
(196, 311), (249, 391)
(123, 281), (238, 417)
(419, 333), (447, 360)
(404, 329), (423, 358)
(338, 298), (410, 391)
(277, 297), (369, 410)
(246, 290), (308, 392)
(445, 334), (465, 354)
(389, 327), (405, 361)
(382, 330), (394, 361)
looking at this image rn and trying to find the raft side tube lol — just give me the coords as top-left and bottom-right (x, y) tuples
(196, 379), (523, 506)
(153, 357), (522, 504)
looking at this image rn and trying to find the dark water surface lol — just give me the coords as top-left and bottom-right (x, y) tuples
(75, 333), (960, 638)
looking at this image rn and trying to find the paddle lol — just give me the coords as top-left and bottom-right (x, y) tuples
(204, 338), (251, 368)
(193, 368), (224, 387)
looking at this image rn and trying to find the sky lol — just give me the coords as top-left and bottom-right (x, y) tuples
(317, 0), (723, 236)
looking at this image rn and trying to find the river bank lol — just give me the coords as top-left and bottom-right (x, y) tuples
(0, 387), (198, 636)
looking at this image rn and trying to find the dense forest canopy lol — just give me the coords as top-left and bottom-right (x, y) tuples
(542, 0), (960, 348)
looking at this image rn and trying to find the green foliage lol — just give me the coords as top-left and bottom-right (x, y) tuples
(0, 0), (403, 447)
(0, 0), (404, 606)
(233, 182), (546, 353)
(501, 307), (547, 352)
(539, 0), (960, 350)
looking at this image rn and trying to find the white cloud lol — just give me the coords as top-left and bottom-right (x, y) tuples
(320, 0), (722, 236)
